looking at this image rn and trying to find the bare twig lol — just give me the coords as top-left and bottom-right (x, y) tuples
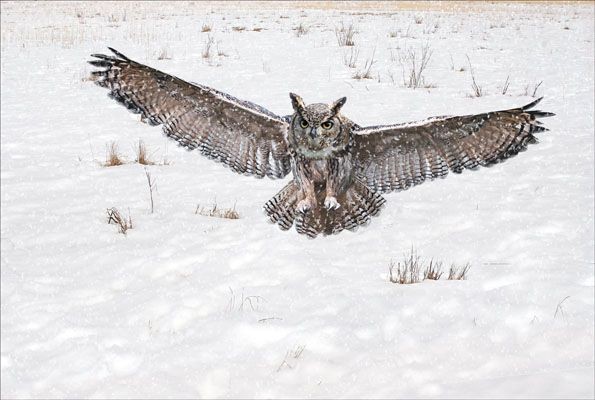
(466, 55), (484, 97)
(554, 296), (571, 319)
(144, 168), (156, 213)
(501, 75), (510, 95)
(342, 47), (359, 68)
(202, 35), (215, 59)
(258, 317), (283, 323)
(277, 345), (306, 372)
(524, 80), (543, 97)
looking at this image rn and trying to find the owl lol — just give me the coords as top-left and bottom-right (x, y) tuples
(89, 48), (554, 238)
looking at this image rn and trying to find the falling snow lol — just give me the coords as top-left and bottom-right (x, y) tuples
(1, 1), (593, 398)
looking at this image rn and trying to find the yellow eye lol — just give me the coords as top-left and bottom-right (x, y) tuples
(300, 120), (309, 129)
(321, 120), (334, 129)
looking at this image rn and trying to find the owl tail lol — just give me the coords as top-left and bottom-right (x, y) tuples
(263, 181), (300, 231)
(264, 179), (386, 238)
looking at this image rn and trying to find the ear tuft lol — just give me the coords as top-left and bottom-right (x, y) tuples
(289, 92), (306, 113)
(331, 97), (347, 115)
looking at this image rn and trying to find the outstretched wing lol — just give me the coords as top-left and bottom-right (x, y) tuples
(88, 48), (291, 179)
(352, 98), (555, 193)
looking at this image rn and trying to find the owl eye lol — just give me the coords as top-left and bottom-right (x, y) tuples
(300, 120), (309, 129)
(321, 120), (334, 130)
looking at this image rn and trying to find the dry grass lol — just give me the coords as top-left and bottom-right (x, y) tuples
(227, 287), (265, 313)
(352, 48), (376, 80)
(201, 22), (212, 32)
(523, 80), (543, 97)
(398, 43), (433, 89)
(195, 202), (240, 219)
(294, 23), (309, 37)
(103, 141), (125, 167)
(135, 140), (155, 165)
(423, 260), (444, 280)
(388, 249), (470, 284)
(252, 27), (264, 32)
(342, 47), (359, 68)
(156, 47), (172, 60)
(501, 74), (511, 95)
(335, 22), (357, 46)
(202, 35), (215, 59)
(277, 345), (306, 372)
(414, 15), (423, 24)
(144, 168), (156, 214)
(466, 55), (484, 97)
(232, 26), (246, 32)
(216, 42), (228, 57)
(106, 207), (133, 234)
(389, 250), (422, 284)
(448, 263), (471, 280)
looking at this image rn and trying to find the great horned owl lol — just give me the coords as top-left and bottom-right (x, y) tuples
(89, 48), (554, 238)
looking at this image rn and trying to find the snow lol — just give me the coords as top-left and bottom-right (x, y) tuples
(1, 1), (593, 398)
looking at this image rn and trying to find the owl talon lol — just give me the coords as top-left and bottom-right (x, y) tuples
(297, 199), (314, 214)
(324, 196), (340, 210)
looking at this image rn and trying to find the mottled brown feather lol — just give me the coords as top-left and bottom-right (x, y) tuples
(89, 48), (291, 179)
(352, 99), (554, 193)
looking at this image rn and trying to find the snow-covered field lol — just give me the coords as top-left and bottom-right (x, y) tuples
(1, 1), (593, 398)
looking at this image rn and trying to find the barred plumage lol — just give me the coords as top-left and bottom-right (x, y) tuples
(353, 98), (554, 194)
(89, 48), (554, 238)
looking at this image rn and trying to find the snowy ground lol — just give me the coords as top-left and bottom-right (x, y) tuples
(1, 1), (593, 398)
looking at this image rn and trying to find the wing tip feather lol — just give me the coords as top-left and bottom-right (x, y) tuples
(107, 47), (130, 60)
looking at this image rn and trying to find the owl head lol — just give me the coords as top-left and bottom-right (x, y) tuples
(288, 93), (349, 157)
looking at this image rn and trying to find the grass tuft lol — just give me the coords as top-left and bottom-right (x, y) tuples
(342, 47), (359, 68)
(294, 23), (309, 37)
(156, 47), (172, 60)
(135, 139), (156, 165)
(397, 43), (433, 89)
(103, 141), (125, 167)
(202, 35), (215, 59)
(335, 22), (357, 46)
(523, 81), (543, 97)
(389, 248), (470, 284)
(352, 48), (376, 80)
(106, 207), (133, 234)
(195, 202), (240, 219)
(448, 263), (471, 280)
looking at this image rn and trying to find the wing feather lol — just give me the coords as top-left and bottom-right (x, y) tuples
(353, 99), (554, 193)
(89, 48), (291, 179)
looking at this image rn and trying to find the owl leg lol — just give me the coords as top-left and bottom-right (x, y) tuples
(297, 179), (317, 214)
(324, 172), (342, 210)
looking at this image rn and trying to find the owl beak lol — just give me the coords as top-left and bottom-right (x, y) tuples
(309, 127), (318, 139)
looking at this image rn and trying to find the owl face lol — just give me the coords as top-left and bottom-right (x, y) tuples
(288, 93), (349, 157)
